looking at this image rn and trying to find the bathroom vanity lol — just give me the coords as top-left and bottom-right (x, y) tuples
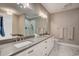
(0, 3), (50, 56)
(0, 35), (54, 56)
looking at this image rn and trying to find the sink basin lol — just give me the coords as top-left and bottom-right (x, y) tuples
(14, 41), (32, 48)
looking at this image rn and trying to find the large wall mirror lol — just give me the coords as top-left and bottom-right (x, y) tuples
(0, 3), (49, 40)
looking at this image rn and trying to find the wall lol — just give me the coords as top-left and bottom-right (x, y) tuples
(12, 14), (25, 35)
(50, 8), (79, 41)
(18, 15), (25, 35)
(12, 15), (19, 34)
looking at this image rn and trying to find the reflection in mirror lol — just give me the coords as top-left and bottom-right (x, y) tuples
(25, 15), (41, 36)
(25, 13), (49, 37)
(0, 3), (49, 40)
(0, 13), (12, 40)
(0, 16), (5, 37)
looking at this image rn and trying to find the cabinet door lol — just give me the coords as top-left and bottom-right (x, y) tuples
(44, 37), (54, 55)
(15, 50), (26, 56)
(51, 37), (54, 48)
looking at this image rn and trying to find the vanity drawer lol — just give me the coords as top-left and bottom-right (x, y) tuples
(26, 41), (46, 56)
(15, 50), (26, 56)
(0, 46), (15, 56)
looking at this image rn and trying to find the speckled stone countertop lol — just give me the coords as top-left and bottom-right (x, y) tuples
(0, 35), (52, 56)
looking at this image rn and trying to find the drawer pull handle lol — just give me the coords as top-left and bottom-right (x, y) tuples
(27, 50), (33, 54)
(45, 47), (47, 49)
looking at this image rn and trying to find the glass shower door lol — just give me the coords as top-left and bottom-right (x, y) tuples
(25, 19), (36, 36)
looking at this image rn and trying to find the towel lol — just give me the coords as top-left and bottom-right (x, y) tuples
(0, 16), (5, 37)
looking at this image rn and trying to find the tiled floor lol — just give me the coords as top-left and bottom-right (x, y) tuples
(49, 41), (79, 56)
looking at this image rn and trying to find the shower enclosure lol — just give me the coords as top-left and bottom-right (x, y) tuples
(25, 19), (35, 36)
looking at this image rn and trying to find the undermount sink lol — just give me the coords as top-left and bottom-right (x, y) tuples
(14, 41), (32, 48)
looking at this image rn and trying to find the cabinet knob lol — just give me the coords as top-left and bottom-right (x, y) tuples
(45, 47), (47, 49)
(45, 41), (47, 43)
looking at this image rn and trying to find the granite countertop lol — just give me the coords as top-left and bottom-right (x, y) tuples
(0, 35), (52, 56)
(0, 36), (17, 40)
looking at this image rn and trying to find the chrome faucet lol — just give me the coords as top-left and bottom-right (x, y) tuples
(34, 33), (39, 38)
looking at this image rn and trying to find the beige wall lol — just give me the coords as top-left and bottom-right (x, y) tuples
(12, 14), (25, 35)
(12, 15), (19, 34)
(18, 15), (25, 35)
(50, 8), (79, 41)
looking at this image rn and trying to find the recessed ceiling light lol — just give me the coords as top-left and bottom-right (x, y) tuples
(39, 11), (47, 19)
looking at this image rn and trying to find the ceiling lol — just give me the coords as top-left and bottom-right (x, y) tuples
(0, 3), (79, 16)
(42, 3), (79, 14)
(0, 3), (38, 18)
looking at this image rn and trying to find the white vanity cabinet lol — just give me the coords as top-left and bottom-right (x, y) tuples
(16, 37), (54, 56)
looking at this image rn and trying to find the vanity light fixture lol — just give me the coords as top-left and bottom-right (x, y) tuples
(39, 11), (47, 19)
(63, 3), (72, 9)
(0, 8), (16, 15)
(17, 3), (31, 9)
(6, 11), (13, 15)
